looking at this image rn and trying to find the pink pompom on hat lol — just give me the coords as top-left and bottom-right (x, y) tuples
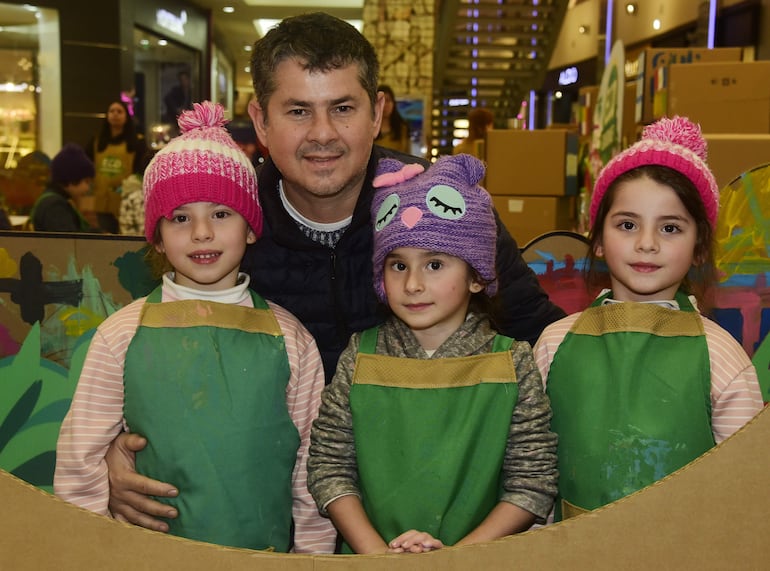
(590, 116), (719, 228)
(143, 100), (261, 242)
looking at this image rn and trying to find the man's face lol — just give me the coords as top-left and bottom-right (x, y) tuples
(250, 58), (384, 212)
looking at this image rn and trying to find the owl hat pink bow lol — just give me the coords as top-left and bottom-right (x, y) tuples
(370, 153), (498, 303)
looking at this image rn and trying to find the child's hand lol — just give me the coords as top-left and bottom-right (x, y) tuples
(387, 529), (444, 553)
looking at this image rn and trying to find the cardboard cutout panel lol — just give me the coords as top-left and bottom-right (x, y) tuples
(2, 406), (767, 568)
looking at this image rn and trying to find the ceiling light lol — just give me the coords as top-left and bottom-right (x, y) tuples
(625, 3), (637, 14)
(652, 18), (661, 30)
(223, 6), (235, 14)
(158, 39), (168, 46)
(243, 45), (252, 52)
(578, 25), (589, 34)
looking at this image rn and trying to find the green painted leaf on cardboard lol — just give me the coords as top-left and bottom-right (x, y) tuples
(26, 399), (74, 429)
(0, 323), (80, 491)
(0, 380), (41, 453)
(13, 451), (56, 491)
(0, 422), (63, 475)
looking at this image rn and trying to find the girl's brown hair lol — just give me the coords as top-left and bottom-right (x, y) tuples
(586, 165), (717, 306)
(145, 224), (172, 279)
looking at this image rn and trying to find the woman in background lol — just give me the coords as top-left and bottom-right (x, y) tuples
(375, 85), (411, 154)
(87, 100), (146, 233)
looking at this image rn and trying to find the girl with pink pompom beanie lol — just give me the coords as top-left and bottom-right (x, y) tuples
(532, 116), (763, 522)
(55, 101), (336, 553)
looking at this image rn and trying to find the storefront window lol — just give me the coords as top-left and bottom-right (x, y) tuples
(212, 46), (233, 119)
(0, 2), (60, 218)
(134, 27), (199, 148)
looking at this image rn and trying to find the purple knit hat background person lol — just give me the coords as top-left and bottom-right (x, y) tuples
(142, 101), (262, 242)
(590, 115), (719, 229)
(370, 153), (498, 303)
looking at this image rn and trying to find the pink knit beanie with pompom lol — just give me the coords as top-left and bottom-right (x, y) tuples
(142, 101), (261, 242)
(590, 116), (719, 228)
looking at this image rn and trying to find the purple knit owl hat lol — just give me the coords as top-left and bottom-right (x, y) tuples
(143, 101), (262, 242)
(591, 115), (719, 228)
(371, 153), (497, 303)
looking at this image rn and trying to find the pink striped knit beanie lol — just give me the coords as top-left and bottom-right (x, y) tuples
(591, 115), (719, 228)
(143, 101), (261, 242)
(371, 153), (497, 302)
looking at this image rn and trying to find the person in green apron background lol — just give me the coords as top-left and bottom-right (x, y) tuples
(55, 101), (336, 553)
(308, 154), (558, 554)
(533, 116), (763, 522)
(86, 99), (147, 234)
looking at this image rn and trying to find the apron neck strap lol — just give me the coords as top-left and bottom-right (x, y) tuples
(593, 290), (696, 312)
(358, 326), (379, 354)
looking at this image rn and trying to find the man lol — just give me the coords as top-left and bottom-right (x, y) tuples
(105, 12), (566, 547)
(162, 70), (192, 125)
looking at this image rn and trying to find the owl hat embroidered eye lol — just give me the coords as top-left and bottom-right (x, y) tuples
(370, 153), (498, 303)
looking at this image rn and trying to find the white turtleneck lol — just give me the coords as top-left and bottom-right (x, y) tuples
(161, 272), (253, 306)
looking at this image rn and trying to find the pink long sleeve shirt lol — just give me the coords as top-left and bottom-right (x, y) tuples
(55, 274), (336, 553)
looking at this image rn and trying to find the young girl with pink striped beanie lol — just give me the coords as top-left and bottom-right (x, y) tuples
(533, 115), (763, 522)
(55, 101), (336, 553)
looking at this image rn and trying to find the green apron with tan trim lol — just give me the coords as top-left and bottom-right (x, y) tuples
(123, 287), (299, 550)
(348, 326), (518, 549)
(93, 140), (133, 217)
(546, 291), (714, 521)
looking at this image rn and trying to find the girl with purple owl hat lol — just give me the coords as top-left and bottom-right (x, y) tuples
(533, 116), (762, 523)
(308, 154), (558, 554)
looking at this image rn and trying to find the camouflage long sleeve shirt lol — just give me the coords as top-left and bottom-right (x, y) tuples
(307, 312), (558, 523)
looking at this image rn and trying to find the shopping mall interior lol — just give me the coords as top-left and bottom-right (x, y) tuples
(1, 1), (770, 568)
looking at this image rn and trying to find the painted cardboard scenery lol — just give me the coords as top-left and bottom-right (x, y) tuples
(713, 163), (770, 399)
(0, 232), (155, 491)
(1, 160), (769, 569)
(520, 230), (598, 316)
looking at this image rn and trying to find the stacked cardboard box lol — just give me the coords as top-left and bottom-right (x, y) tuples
(664, 60), (770, 189)
(704, 134), (770, 188)
(667, 61), (770, 134)
(484, 129), (578, 246)
(634, 47), (743, 125)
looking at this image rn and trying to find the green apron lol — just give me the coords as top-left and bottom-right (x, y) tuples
(547, 291), (715, 521)
(123, 287), (299, 550)
(348, 327), (518, 550)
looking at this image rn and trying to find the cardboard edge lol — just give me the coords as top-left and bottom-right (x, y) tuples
(3, 405), (769, 569)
